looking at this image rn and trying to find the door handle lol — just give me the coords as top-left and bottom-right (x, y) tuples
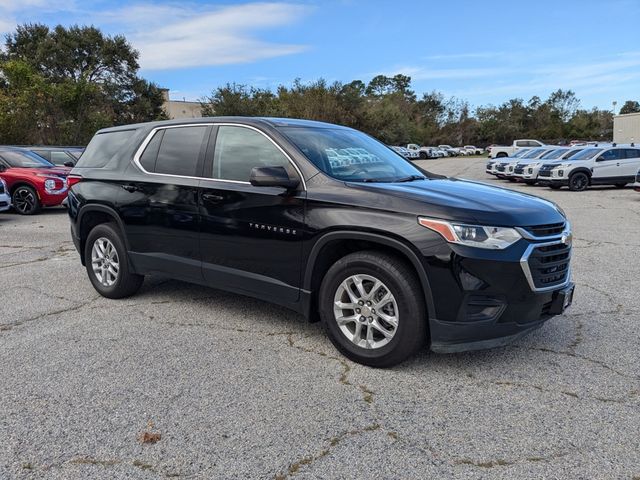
(121, 184), (140, 193)
(201, 193), (224, 202)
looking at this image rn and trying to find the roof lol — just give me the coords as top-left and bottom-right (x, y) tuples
(96, 116), (347, 134)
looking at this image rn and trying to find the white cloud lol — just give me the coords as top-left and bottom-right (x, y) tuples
(0, 16), (15, 34)
(103, 2), (312, 70)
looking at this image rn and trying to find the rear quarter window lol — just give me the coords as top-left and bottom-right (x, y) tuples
(75, 130), (136, 168)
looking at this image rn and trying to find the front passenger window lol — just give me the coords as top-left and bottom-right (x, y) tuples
(212, 126), (291, 182)
(598, 149), (621, 161)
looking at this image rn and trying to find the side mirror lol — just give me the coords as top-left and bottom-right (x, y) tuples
(250, 166), (300, 190)
(64, 161), (74, 168)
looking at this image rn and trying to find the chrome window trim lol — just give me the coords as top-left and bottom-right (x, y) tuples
(132, 122), (307, 190)
(519, 239), (572, 293)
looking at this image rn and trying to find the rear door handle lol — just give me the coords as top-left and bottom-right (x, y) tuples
(201, 193), (224, 202)
(121, 184), (140, 192)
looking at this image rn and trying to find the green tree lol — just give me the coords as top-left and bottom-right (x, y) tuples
(619, 100), (640, 114)
(0, 23), (166, 145)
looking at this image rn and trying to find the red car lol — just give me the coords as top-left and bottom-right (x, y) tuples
(0, 147), (71, 214)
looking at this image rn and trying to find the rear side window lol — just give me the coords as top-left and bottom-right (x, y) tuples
(77, 130), (136, 168)
(598, 149), (623, 161)
(624, 149), (640, 159)
(139, 130), (164, 172)
(51, 151), (73, 165)
(153, 126), (208, 177)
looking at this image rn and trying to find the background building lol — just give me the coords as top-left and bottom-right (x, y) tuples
(613, 112), (640, 144)
(160, 89), (203, 119)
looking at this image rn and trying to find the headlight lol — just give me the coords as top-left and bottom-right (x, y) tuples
(44, 179), (56, 190)
(418, 217), (522, 250)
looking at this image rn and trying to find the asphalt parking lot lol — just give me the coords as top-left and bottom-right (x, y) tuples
(1, 156), (639, 479)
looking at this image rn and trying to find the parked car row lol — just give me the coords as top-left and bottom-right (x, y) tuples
(486, 144), (640, 192)
(406, 144), (485, 159)
(0, 146), (74, 214)
(390, 145), (420, 160)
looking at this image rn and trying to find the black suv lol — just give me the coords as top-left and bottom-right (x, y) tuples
(68, 118), (574, 367)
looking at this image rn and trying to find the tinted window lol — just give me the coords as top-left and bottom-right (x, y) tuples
(598, 149), (623, 161)
(624, 149), (640, 159)
(0, 150), (54, 168)
(77, 130), (136, 168)
(155, 126), (207, 177)
(212, 126), (290, 182)
(51, 151), (73, 165)
(526, 141), (541, 147)
(515, 141), (528, 147)
(32, 150), (51, 161)
(569, 148), (602, 160)
(540, 149), (567, 160)
(521, 148), (546, 159)
(139, 130), (164, 172)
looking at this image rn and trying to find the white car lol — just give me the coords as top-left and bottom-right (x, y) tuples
(538, 145), (640, 191)
(390, 146), (419, 160)
(406, 144), (433, 159)
(0, 177), (10, 212)
(635, 168), (640, 192)
(512, 147), (584, 185)
(489, 139), (545, 159)
(494, 147), (555, 179)
(485, 148), (530, 175)
(463, 145), (483, 155)
(438, 145), (459, 156)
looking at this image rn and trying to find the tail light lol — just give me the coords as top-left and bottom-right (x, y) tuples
(66, 174), (82, 188)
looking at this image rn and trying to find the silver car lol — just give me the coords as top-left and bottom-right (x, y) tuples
(0, 178), (11, 212)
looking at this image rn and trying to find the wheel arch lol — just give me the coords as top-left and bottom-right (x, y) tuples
(77, 205), (130, 265)
(303, 231), (435, 323)
(9, 181), (38, 195)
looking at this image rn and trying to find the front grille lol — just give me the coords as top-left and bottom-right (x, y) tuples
(523, 222), (566, 237)
(0, 201), (6, 207)
(527, 243), (571, 289)
(636, 170), (640, 183)
(496, 164), (507, 172)
(514, 164), (525, 175)
(538, 165), (554, 177)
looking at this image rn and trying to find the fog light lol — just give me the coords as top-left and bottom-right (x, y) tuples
(558, 170), (564, 176)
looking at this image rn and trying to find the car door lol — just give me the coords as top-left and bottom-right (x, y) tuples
(199, 124), (305, 306)
(620, 149), (640, 181)
(592, 148), (624, 183)
(119, 124), (210, 281)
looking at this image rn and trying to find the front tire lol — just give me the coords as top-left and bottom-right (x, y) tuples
(318, 251), (427, 368)
(568, 172), (589, 191)
(419, 151), (428, 159)
(85, 223), (144, 299)
(12, 185), (41, 215)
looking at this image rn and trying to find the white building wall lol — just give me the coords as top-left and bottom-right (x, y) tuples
(613, 112), (640, 144)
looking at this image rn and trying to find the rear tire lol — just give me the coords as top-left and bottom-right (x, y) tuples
(318, 251), (427, 368)
(85, 223), (144, 299)
(496, 152), (507, 158)
(568, 172), (589, 191)
(12, 185), (41, 215)
(419, 151), (427, 159)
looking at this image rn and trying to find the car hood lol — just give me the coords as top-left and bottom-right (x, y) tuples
(9, 166), (70, 176)
(350, 177), (565, 227)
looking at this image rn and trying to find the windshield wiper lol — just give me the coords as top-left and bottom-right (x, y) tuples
(394, 175), (426, 183)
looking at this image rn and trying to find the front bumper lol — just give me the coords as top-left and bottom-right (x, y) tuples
(0, 192), (10, 212)
(538, 178), (569, 187)
(423, 233), (573, 353)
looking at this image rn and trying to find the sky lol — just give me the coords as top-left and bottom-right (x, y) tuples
(1, 0), (639, 110)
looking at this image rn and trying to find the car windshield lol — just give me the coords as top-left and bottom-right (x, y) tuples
(540, 149), (568, 160)
(568, 148), (603, 160)
(563, 149), (584, 159)
(521, 148), (546, 159)
(512, 149), (530, 158)
(0, 150), (54, 168)
(279, 127), (426, 182)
